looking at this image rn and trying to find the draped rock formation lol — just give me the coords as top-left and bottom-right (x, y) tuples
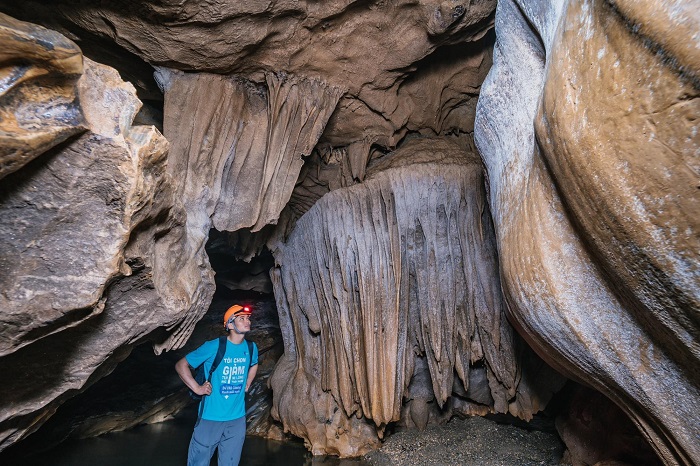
(156, 69), (344, 233)
(474, 0), (699, 464)
(150, 68), (343, 351)
(269, 138), (563, 456)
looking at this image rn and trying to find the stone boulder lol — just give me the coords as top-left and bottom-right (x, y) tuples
(474, 0), (699, 464)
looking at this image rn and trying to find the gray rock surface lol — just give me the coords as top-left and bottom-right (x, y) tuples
(365, 416), (564, 466)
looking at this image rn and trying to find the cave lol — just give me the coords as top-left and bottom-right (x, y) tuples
(0, 1), (697, 465)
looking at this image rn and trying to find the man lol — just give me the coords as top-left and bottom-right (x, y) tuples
(176, 304), (258, 466)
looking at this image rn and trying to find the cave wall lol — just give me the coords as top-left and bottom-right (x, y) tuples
(0, 14), (180, 446)
(0, 13), (338, 449)
(0, 0), (697, 464)
(0, 13), (85, 180)
(474, 0), (699, 464)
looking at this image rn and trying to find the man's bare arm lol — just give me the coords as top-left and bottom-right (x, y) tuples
(245, 364), (258, 393)
(175, 357), (212, 396)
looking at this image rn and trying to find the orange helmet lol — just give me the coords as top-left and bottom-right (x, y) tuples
(223, 304), (252, 327)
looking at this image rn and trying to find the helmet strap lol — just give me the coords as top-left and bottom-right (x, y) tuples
(229, 318), (246, 335)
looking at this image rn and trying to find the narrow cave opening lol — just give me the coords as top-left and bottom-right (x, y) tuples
(0, 228), (294, 465)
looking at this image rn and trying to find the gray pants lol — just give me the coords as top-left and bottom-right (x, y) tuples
(187, 416), (246, 466)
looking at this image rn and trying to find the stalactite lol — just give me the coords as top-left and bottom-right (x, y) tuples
(269, 138), (563, 456)
(151, 69), (343, 352)
(156, 69), (344, 233)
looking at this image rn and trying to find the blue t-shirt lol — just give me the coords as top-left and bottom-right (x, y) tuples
(186, 338), (258, 421)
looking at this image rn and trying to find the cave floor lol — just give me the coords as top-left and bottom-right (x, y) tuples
(366, 416), (564, 466)
(13, 408), (563, 466)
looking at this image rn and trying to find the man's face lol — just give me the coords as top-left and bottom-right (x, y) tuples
(232, 315), (251, 332)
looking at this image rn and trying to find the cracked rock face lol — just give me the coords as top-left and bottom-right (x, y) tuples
(268, 138), (563, 456)
(474, 0), (699, 464)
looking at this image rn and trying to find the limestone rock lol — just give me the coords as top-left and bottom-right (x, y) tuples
(0, 13), (86, 179)
(0, 0), (495, 178)
(0, 40), (187, 447)
(156, 69), (344, 233)
(474, 0), (699, 464)
(0, 57), (167, 357)
(269, 138), (563, 456)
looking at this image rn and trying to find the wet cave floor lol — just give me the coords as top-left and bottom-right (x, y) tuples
(13, 407), (564, 466)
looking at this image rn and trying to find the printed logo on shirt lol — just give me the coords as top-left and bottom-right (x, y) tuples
(223, 357), (247, 364)
(221, 361), (246, 389)
(220, 384), (242, 396)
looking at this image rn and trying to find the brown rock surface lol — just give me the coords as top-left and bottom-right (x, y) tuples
(556, 384), (661, 466)
(269, 138), (563, 456)
(0, 0), (495, 172)
(0, 13), (86, 179)
(474, 0), (699, 464)
(0, 56), (169, 358)
(0, 42), (189, 448)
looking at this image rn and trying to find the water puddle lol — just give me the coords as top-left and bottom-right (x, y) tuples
(15, 407), (368, 466)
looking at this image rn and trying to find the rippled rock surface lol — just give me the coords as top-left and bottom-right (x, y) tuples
(474, 1), (699, 464)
